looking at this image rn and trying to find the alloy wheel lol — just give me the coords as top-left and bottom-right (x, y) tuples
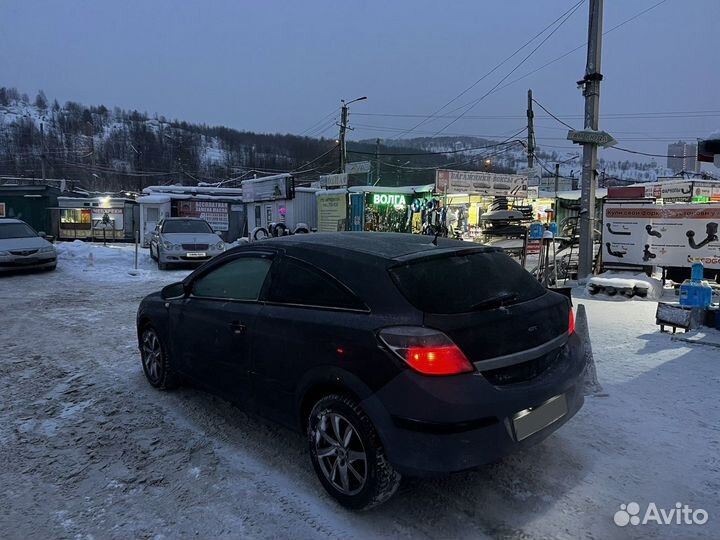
(313, 412), (368, 496)
(141, 328), (163, 384)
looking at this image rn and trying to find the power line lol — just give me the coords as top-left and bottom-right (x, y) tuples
(354, 109), (720, 120)
(348, 127), (526, 157)
(430, 0), (586, 137)
(298, 109), (338, 136)
(290, 144), (339, 173)
(487, 0), (671, 99)
(532, 98), (575, 130)
(607, 146), (697, 159)
(392, 0), (586, 139)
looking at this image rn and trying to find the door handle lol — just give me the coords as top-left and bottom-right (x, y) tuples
(229, 321), (246, 335)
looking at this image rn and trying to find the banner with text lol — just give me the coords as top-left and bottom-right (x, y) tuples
(178, 200), (229, 231)
(435, 169), (528, 197)
(603, 203), (720, 269)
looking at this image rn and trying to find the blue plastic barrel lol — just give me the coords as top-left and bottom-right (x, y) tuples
(529, 223), (544, 240)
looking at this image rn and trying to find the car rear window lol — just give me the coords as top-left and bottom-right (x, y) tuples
(389, 250), (546, 314)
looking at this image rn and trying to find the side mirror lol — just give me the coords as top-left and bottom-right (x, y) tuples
(215, 230), (222, 236)
(161, 281), (187, 300)
(38, 231), (46, 238)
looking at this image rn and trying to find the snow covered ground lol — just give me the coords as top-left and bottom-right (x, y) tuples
(1, 243), (718, 539)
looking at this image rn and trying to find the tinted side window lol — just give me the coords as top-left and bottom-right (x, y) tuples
(267, 257), (365, 310)
(192, 257), (272, 300)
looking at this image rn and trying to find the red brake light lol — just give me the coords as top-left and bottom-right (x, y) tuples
(568, 308), (575, 335)
(406, 345), (474, 375)
(379, 327), (474, 376)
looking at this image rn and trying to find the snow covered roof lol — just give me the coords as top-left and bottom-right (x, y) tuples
(143, 184), (243, 196)
(136, 194), (172, 204)
(240, 173), (291, 186)
(347, 184), (435, 194)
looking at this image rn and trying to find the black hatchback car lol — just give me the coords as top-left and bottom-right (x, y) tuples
(137, 232), (584, 509)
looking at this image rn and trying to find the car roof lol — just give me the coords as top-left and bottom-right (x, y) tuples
(258, 232), (494, 262)
(0, 218), (25, 224)
(163, 217), (206, 221)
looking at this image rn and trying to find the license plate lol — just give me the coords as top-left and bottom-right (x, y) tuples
(16, 258), (38, 265)
(186, 252), (207, 258)
(512, 394), (567, 441)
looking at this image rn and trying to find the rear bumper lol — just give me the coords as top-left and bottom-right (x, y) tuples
(361, 333), (586, 477)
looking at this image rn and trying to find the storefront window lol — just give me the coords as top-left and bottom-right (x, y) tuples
(61, 209), (91, 224)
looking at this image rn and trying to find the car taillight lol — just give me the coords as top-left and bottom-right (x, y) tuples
(378, 327), (474, 376)
(568, 308), (575, 335)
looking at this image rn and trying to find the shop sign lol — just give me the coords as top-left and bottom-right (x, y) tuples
(372, 194), (407, 206)
(345, 161), (371, 174)
(320, 173), (348, 188)
(603, 203), (720, 269)
(317, 193), (347, 232)
(178, 200), (229, 231)
(242, 175), (294, 202)
(435, 169), (528, 197)
(639, 181), (693, 202)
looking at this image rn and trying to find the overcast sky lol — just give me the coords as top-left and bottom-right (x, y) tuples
(1, 0), (718, 162)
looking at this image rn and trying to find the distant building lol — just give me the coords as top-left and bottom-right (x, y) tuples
(667, 141), (698, 172)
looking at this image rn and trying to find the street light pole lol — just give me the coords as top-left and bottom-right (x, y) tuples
(338, 96), (367, 173)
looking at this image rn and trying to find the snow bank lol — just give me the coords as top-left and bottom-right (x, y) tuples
(56, 241), (190, 283)
(585, 271), (664, 300)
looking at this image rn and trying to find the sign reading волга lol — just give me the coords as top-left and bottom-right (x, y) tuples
(435, 170), (528, 197)
(603, 203), (720, 269)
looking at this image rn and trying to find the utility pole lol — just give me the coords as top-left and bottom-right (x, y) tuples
(554, 163), (560, 194)
(338, 101), (348, 173)
(130, 143), (142, 193)
(577, 0), (604, 281)
(40, 123), (46, 183)
(527, 89), (535, 169)
(374, 138), (381, 186)
(337, 96), (367, 173)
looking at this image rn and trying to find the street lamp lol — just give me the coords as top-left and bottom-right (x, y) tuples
(339, 96), (367, 173)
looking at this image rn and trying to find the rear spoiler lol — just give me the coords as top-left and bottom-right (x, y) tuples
(389, 245), (502, 267)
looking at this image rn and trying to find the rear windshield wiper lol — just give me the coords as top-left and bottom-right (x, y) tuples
(470, 293), (519, 311)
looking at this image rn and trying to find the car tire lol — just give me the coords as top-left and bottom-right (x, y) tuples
(139, 324), (179, 390)
(307, 394), (401, 510)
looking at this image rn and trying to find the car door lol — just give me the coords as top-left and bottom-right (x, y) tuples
(171, 252), (274, 408)
(251, 254), (371, 428)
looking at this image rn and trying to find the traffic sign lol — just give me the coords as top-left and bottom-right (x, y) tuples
(567, 129), (617, 148)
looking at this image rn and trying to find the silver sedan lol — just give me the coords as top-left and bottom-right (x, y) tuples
(0, 218), (57, 272)
(149, 217), (226, 270)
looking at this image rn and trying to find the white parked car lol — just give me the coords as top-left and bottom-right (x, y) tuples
(149, 217), (225, 270)
(0, 218), (57, 272)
